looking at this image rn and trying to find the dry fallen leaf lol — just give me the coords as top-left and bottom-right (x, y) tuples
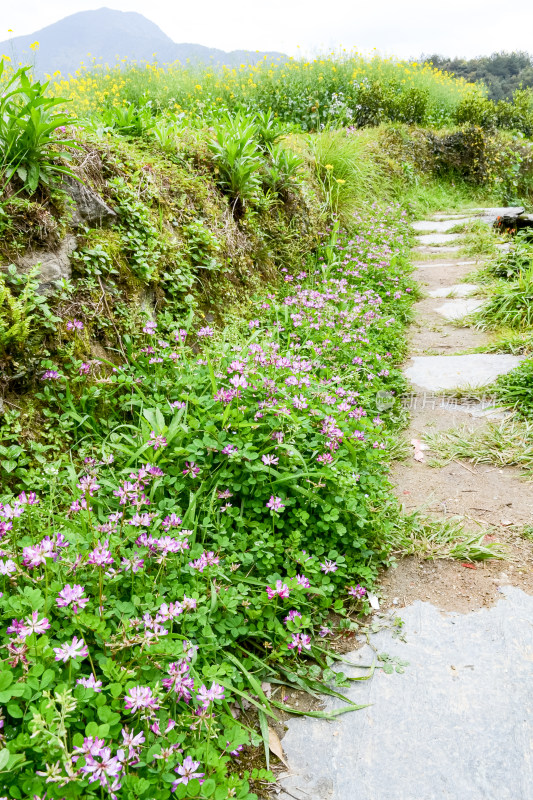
(268, 727), (288, 767)
(411, 438), (427, 462)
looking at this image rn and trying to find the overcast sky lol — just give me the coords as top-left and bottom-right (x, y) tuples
(3, 0), (533, 59)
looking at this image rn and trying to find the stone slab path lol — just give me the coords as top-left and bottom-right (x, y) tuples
(404, 353), (523, 391)
(277, 209), (533, 800)
(278, 588), (533, 800)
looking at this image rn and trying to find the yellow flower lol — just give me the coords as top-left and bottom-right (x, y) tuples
(29, 41), (39, 51)
(335, 178), (346, 184)
(325, 164), (334, 170)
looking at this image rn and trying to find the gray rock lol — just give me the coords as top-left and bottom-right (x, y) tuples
(415, 233), (462, 245)
(414, 260), (477, 270)
(404, 353), (524, 391)
(428, 284), (480, 298)
(64, 177), (117, 227)
(278, 588), (533, 800)
(412, 220), (460, 233)
(13, 235), (77, 293)
(413, 246), (462, 254)
(434, 298), (484, 320)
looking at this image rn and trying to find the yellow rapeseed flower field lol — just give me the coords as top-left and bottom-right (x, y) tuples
(0, 50), (482, 129)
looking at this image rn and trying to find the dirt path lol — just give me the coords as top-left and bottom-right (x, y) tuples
(277, 208), (533, 800)
(388, 219), (533, 613)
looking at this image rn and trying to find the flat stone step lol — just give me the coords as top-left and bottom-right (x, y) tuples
(415, 233), (462, 245)
(428, 284), (480, 298)
(413, 218), (481, 233)
(279, 588), (533, 800)
(413, 246), (462, 255)
(413, 220), (462, 233)
(413, 260), (477, 270)
(434, 298), (485, 320)
(433, 206), (524, 220)
(404, 353), (524, 391)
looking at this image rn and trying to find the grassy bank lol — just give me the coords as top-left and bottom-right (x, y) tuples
(0, 207), (415, 800)
(0, 61), (525, 799)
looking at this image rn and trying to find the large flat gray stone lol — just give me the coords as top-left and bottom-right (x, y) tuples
(413, 246), (462, 255)
(414, 260), (477, 270)
(404, 354), (523, 391)
(415, 233), (462, 245)
(412, 220), (466, 233)
(434, 298), (484, 320)
(279, 587), (533, 800)
(428, 284), (480, 298)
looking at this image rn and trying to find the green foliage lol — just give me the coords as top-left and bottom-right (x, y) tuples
(425, 51), (533, 103)
(262, 142), (304, 196)
(309, 128), (391, 222)
(207, 112), (303, 214)
(100, 99), (156, 138)
(494, 358), (533, 419)
(476, 269), (533, 329)
(0, 265), (59, 356)
(208, 114), (264, 211)
(490, 229), (533, 278)
(0, 207), (413, 798)
(0, 61), (78, 194)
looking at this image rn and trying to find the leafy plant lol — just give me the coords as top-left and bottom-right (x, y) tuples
(100, 100), (156, 138)
(490, 229), (533, 279)
(0, 264), (60, 355)
(0, 61), (79, 194)
(208, 114), (264, 213)
(263, 142), (303, 196)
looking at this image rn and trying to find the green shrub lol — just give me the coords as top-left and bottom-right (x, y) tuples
(207, 113), (264, 212)
(100, 99), (156, 138)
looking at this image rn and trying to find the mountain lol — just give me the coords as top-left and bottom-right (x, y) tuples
(0, 8), (286, 77)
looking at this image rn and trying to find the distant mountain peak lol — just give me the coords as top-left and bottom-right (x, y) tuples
(0, 8), (285, 77)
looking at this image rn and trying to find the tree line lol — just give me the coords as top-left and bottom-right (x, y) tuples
(422, 51), (533, 101)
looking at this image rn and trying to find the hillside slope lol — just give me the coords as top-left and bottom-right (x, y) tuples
(0, 7), (285, 76)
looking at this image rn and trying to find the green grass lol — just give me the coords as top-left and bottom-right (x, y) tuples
(459, 219), (500, 258)
(305, 128), (393, 223)
(474, 331), (533, 355)
(474, 270), (533, 329)
(493, 358), (533, 419)
(387, 512), (505, 561)
(521, 525), (533, 541)
(425, 417), (533, 475)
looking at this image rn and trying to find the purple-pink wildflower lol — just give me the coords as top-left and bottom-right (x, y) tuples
(266, 495), (284, 512)
(172, 755), (205, 788)
(53, 636), (89, 663)
(124, 685), (160, 713)
(56, 584), (89, 613)
(196, 681), (225, 708)
(266, 580), (290, 600)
